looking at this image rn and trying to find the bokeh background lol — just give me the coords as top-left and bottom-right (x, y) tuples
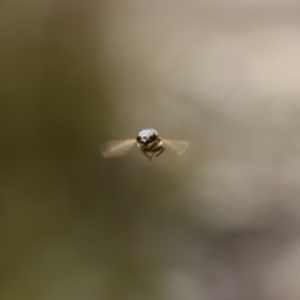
(1, 1), (300, 299)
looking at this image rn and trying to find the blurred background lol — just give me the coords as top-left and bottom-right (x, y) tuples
(1, 0), (300, 299)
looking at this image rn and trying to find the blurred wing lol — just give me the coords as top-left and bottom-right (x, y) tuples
(163, 139), (189, 156)
(101, 139), (136, 158)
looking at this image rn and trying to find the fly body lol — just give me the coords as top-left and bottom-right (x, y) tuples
(101, 128), (188, 160)
(136, 129), (165, 160)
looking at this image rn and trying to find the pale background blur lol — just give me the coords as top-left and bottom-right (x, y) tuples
(1, 1), (300, 299)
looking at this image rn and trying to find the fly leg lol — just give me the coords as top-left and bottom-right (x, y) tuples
(155, 146), (165, 157)
(140, 149), (151, 160)
(149, 152), (155, 161)
(138, 144), (151, 160)
(149, 140), (164, 160)
(149, 146), (164, 161)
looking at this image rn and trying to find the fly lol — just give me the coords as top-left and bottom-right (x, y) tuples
(101, 128), (189, 160)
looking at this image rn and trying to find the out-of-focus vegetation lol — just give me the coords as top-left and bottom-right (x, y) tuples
(1, 1), (300, 299)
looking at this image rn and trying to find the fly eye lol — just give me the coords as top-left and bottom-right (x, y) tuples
(137, 136), (146, 144)
(149, 135), (157, 142)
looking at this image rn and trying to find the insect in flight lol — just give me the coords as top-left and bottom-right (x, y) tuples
(101, 128), (189, 160)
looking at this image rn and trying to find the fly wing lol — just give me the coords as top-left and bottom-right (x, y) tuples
(163, 139), (189, 156)
(101, 139), (136, 158)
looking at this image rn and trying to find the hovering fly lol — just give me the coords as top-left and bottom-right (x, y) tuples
(101, 129), (189, 160)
